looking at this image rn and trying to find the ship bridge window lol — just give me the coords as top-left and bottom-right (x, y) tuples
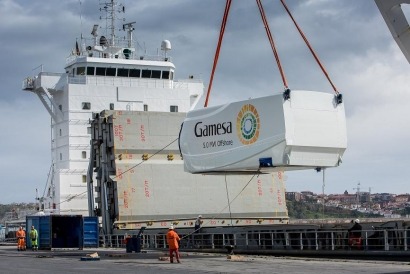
(96, 67), (105, 76)
(87, 67), (95, 76)
(141, 69), (151, 78)
(170, 71), (174, 80)
(117, 68), (129, 77)
(162, 71), (170, 79)
(76, 67), (85, 75)
(151, 70), (161, 79)
(129, 69), (140, 78)
(106, 67), (116, 76)
(82, 102), (91, 110)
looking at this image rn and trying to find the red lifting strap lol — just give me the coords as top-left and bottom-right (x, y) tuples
(204, 0), (232, 107)
(256, 0), (288, 89)
(204, 0), (340, 108)
(280, 0), (339, 95)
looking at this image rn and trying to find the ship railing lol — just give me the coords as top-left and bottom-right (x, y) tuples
(138, 55), (172, 62)
(71, 37), (171, 62)
(68, 76), (177, 89)
(0, 237), (18, 243)
(77, 37), (136, 51)
(100, 228), (410, 252)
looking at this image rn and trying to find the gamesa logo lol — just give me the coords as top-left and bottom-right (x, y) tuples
(236, 104), (260, 145)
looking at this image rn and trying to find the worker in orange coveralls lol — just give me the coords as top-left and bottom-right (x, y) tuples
(348, 219), (362, 250)
(166, 225), (181, 263)
(16, 226), (26, 251)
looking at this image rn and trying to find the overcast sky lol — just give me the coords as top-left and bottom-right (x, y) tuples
(0, 0), (409, 203)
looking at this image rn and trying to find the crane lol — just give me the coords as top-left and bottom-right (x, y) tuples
(375, 0), (410, 63)
(353, 182), (361, 206)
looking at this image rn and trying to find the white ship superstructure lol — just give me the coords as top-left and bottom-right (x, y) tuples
(22, 0), (203, 215)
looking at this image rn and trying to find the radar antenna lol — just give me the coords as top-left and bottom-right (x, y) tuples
(99, 0), (125, 46)
(123, 22), (136, 47)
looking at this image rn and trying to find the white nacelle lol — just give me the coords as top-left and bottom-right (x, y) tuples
(179, 90), (347, 174)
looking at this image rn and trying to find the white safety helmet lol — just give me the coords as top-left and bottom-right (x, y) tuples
(354, 219), (360, 224)
(198, 215), (202, 218)
(169, 225), (174, 230)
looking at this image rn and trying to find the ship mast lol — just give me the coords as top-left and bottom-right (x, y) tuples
(100, 0), (125, 46)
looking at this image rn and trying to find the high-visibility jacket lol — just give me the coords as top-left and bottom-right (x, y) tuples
(166, 230), (180, 249)
(30, 229), (38, 240)
(16, 229), (25, 239)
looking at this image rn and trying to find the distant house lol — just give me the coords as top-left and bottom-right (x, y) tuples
(285, 192), (302, 202)
(301, 191), (314, 196)
(328, 194), (356, 204)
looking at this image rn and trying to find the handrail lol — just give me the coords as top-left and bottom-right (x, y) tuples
(100, 228), (410, 252)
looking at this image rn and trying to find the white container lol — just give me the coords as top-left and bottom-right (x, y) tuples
(179, 90), (347, 173)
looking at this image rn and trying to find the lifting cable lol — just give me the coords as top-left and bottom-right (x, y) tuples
(280, 0), (339, 95)
(180, 171), (261, 239)
(204, 0), (232, 107)
(256, 0), (288, 89)
(45, 138), (179, 208)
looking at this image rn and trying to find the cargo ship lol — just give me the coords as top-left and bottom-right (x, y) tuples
(22, 0), (288, 233)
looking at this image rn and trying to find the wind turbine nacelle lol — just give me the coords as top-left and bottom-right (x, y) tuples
(179, 90), (347, 174)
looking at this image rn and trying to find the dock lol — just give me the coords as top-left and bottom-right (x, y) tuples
(0, 244), (409, 274)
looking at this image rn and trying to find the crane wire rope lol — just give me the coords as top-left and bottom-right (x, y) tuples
(180, 171), (261, 240)
(35, 137), (179, 210)
(280, 0), (339, 95)
(225, 174), (234, 227)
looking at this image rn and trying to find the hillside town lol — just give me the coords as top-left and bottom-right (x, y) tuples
(2, 189), (410, 228)
(286, 190), (410, 218)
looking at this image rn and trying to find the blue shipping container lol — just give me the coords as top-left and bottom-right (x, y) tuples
(26, 215), (98, 249)
(83, 216), (99, 248)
